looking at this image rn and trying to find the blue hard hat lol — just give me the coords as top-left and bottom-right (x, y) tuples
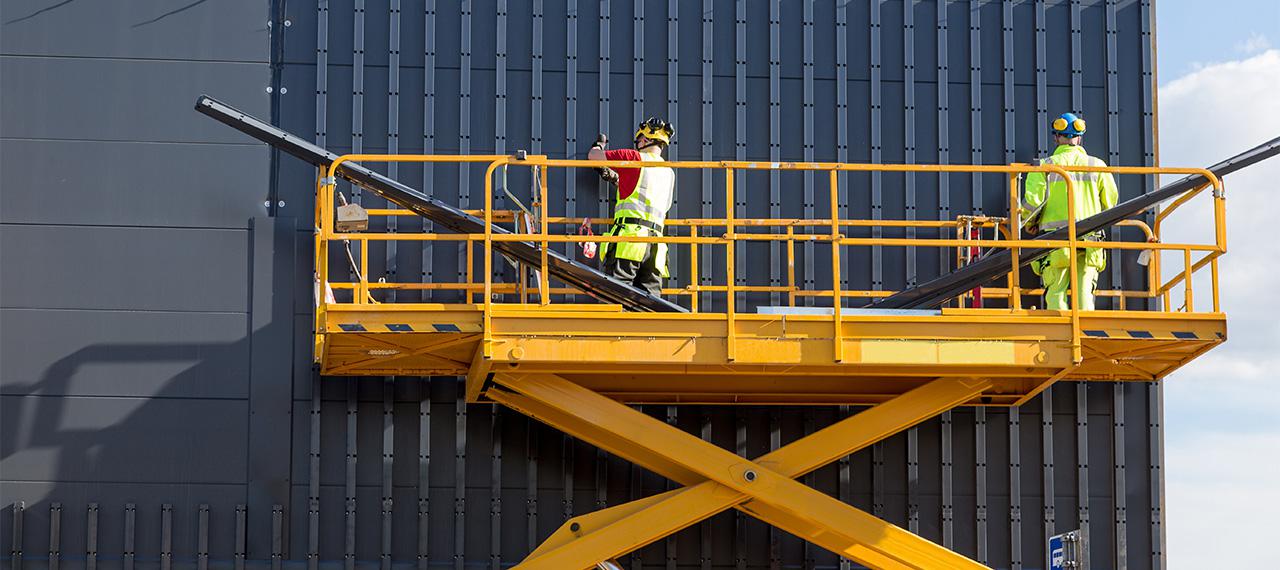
(1051, 112), (1086, 136)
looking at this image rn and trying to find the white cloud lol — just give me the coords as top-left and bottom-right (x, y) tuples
(1166, 432), (1280, 570)
(1157, 49), (1280, 569)
(1234, 31), (1272, 55)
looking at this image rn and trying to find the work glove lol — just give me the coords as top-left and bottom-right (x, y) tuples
(592, 133), (619, 184)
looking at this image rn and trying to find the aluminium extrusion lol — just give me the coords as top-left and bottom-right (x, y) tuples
(874, 134), (1280, 309)
(195, 95), (687, 313)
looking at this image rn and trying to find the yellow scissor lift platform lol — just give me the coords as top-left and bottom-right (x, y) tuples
(311, 155), (1228, 569)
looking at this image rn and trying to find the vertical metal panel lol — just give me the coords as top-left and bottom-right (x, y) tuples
(272, 505), (284, 570)
(699, 414), (713, 570)
(733, 0), (747, 308)
(1140, 0), (1156, 203)
(768, 0), (781, 300)
(664, 406), (678, 570)
(315, 0), (330, 147)
(1009, 408), (1022, 570)
(386, 0), (402, 290)
(307, 376), (322, 570)
(459, 0), (474, 285)
(768, 410), (781, 570)
(564, 0), (579, 250)
(633, 0), (644, 125)
(1114, 384), (1129, 569)
(123, 503), (135, 570)
(532, 0), (544, 155)
(1078, 383), (1093, 570)
(907, 427), (920, 534)
(701, 0), (714, 306)
(869, 0), (883, 289)
(975, 407), (988, 564)
(525, 418), (538, 555)
(803, 0), (816, 303)
(161, 505), (173, 570)
(453, 390), (467, 570)
(941, 411), (955, 549)
(489, 410), (502, 570)
(666, 0), (679, 165)
(344, 381), (358, 570)
(903, 0), (917, 287)
(382, 380), (395, 570)
(968, 1), (982, 215)
(1070, 0), (1084, 110)
(234, 505), (247, 570)
(10, 501), (22, 570)
(1149, 382), (1165, 570)
(1105, 0), (1123, 300)
(835, 0), (850, 290)
(352, 0), (366, 201)
(1002, 0), (1016, 169)
(496, 0), (508, 157)
(936, 0), (951, 275)
(196, 504), (207, 570)
(50, 503), (62, 570)
(422, 0), (438, 290)
(1035, 0), (1049, 160)
(735, 412), (750, 570)
(598, 0), (611, 220)
(417, 379), (432, 570)
(1043, 391), (1057, 544)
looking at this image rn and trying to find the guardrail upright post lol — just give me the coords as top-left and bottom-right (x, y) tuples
(786, 226), (797, 307)
(1059, 166), (1083, 364)
(483, 161), (498, 357)
(830, 170), (844, 362)
(360, 237), (370, 303)
(1183, 248), (1194, 312)
(725, 167), (737, 361)
(689, 225), (700, 313)
(539, 163), (550, 305)
(1008, 171), (1022, 310)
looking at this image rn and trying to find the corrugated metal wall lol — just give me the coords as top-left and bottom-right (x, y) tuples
(2, 1), (1166, 569)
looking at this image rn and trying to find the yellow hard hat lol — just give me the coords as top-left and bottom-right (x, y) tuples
(635, 117), (674, 146)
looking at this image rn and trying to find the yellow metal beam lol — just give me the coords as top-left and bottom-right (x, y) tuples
(490, 374), (992, 569)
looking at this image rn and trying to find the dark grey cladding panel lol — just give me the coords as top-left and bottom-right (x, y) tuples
(0, 0), (268, 62)
(0, 225), (250, 312)
(0, 481), (248, 561)
(0, 56), (268, 143)
(0, 139), (269, 228)
(0, 394), (248, 483)
(0, 308), (250, 399)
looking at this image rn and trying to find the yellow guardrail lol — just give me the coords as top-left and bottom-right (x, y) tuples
(313, 155), (1225, 365)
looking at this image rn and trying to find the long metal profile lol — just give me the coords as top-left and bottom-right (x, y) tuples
(195, 95), (687, 313)
(876, 135), (1280, 309)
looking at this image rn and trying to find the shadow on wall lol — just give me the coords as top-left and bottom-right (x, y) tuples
(0, 218), (297, 567)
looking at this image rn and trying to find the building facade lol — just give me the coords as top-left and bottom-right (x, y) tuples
(2, 1), (1162, 568)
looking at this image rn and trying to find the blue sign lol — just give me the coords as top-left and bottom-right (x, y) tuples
(1048, 533), (1066, 570)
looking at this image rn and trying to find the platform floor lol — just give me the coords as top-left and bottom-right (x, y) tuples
(317, 303), (1224, 405)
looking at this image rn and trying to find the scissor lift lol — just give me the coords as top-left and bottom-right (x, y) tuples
(198, 97), (1277, 569)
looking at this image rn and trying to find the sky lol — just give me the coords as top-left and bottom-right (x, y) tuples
(1154, 1), (1280, 568)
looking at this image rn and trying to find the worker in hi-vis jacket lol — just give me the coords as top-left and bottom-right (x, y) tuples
(587, 118), (677, 297)
(1021, 112), (1120, 311)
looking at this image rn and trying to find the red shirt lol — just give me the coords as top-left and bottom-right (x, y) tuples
(603, 148), (643, 200)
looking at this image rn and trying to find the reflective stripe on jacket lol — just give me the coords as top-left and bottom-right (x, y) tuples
(600, 153), (676, 275)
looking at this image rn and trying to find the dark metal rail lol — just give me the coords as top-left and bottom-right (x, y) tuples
(874, 135), (1280, 309)
(195, 95), (687, 313)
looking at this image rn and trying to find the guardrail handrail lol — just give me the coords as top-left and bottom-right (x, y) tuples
(312, 154), (1226, 365)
